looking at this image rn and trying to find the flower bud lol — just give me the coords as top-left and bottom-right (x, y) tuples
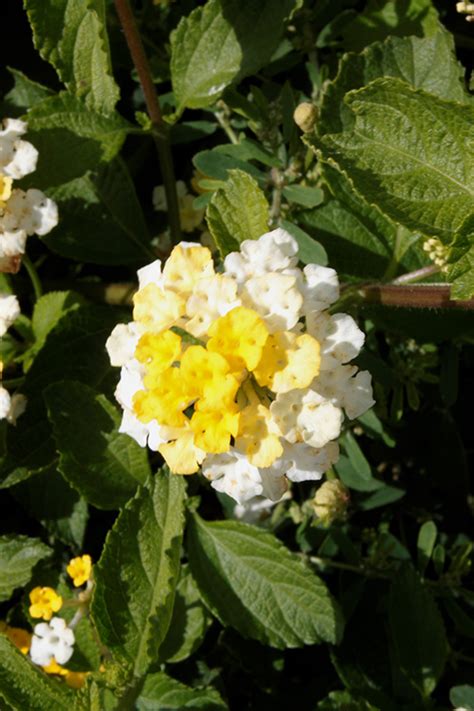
(293, 102), (318, 133)
(312, 479), (349, 525)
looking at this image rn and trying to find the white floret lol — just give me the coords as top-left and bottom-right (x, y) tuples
(137, 259), (163, 289)
(307, 311), (365, 370)
(30, 617), (75, 667)
(185, 275), (240, 338)
(281, 441), (340, 482)
(0, 293), (20, 337)
(240, 273), (303, 332)
(303, 264), (340, 313)
(271, 388), (343, 449)
(0, 118), (38, 179)
(1, 189), (58, 236)
(202, 450), (264, 504)
(0, 387), (11, 420)
(106, 322), (141, 367)
(312, 365), (374, 420)
(224, 228), (299, 282)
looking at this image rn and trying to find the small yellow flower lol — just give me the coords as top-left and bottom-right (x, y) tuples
(67, 555), (92, 587)
(190, 409), (240, 453)
(159, 425), (206, 474)
(43, 658), (68, 676)
(0, 622), (31, 654)
(29, 587), (63, 620)
(207, 306), (269, 373)
(254, 331), (320, 393)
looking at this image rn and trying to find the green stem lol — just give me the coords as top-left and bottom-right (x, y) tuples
(308, 555), (389, 579)
(391, 264), (441, 285)
(215, 108), (239, 144)
(114, 0), (181, 244)
(22, 254), (43, 300)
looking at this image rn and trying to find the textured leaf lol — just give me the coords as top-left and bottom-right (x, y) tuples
(32, 292), (83, 347)
(193, 149), (265, 184)
(206, 169), (269, 256)
(340, 0), (439, 53)
(303, 165), (425, 280)
(159, 565), (212, 664)
(136, 672), (226, 710)
(417, 521), (437, 574)
(91, 470), (186, 676)
(0, 305), (123, 487)
(0, 534), (51, 601)
(316, 78), (474, 242)
(24, 92), (130, 189)
(170, 0), (296, 113)
(280, 219), (328, 266)
(282, 184), (324, 208)
(0, 637), (73, 710)
(46, 158), (153, 264)
(318, 28), (469, 137)
(24, 0), (119, 113)
(187, 514), (343, 649)
(450, 685), (474, 710)
(448, 218), (474, 300)
(389, 564), (448, 697)
(4, 67), (53, 112)
(45, 381), (150, 509)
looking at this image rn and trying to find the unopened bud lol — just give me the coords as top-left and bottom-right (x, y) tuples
(312, 480), (349, 525)
(293, 102), (318, 133)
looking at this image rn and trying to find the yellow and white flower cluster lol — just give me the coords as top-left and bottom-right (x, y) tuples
(0, 119), (58, 272)
(106, 229), (374, 504)
(0, 292), (26, 424)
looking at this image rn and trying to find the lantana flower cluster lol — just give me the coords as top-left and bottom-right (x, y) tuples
(107, 229), (374, 504)
(0, 118), (58, 273)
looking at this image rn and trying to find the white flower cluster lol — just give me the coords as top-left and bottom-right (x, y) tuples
(0, 119), (58, 272)
(0, 293), (26, 424)
(29, 617), (75, 667)
(107, 229), (374, 505)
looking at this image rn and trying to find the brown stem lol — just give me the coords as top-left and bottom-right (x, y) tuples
(114, 0), (181, 243)
(361, 284), (474, 310)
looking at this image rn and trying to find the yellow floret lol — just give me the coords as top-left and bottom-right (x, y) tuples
(0, 174), (13, 208)
(236, 401), (283, 468)
(207, 307), (269, 373)
(135, 330), (182, 374)
(190, 409), (240, 453)
(134, 368), (190, 427)
(163, 244), (214, 295)
(254, 331), (320, 393)
(179, 345), (230, 401)
(67, 554), (92, 587)
(133, 284), (185, 332)
(159, 427), (206, 474)
(29, 587), (63, 620)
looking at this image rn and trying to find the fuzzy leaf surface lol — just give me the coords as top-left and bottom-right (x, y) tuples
(45, 381), (150, 509)
(24, 0), (119, 113)
(171, 0), (296, 113)
(0, 535), (51, 601)
(188, 514), (343, 649)
(136, 672), (226, 710)
(91, 470), (186, 676)
(206, 169), (269, 256)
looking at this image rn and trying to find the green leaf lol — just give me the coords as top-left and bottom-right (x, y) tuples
(317, 690), (377, 710)
(0, 637), (73, 710)
(358, 485), (405, 510)
(32, 291), (84, 347)
(318, 29), (469, 137)
(316, 78), (474, 242)
(46, 158), (152, 264)
(45, 381), (150, 510)
(389, 564), (448, 697)
(280, 219), (328, 266)
(206, 169), (269, 256)
(448, 218), (474, 300)
(159, 564), (212, 664)
(12, 466), (88, 549)
(417, 521), (437, 574)
(217, 138), (282, 168)
(170, 0), (296, 114)
(450, 685), (474, 710)
(24, 92), (130, 190)
(91, 470), (186, 676)
(302, 165), (425, 280)
(24, 0), (119, 113)
(282, 185), (324, 208)
(0, 534), (51, 601)
(339, 0), (439, 53)
(193, 149), (265, 184)
(4, 67), (53, 112)
(136, 672), (226, 710)
(187, 513), (343, 649)
(0, 305), (123, 488)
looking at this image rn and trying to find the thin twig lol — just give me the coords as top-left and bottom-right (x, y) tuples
(361, 284), (474, 310)
(114, 0), (181, 243)
(22, 254), (42, 300)
(391, 264), (441, 285)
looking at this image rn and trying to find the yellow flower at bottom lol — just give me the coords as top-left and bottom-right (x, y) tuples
(207, 307), (269, 373)
(254, 331), (320, 393)
(190, 409), (239, 453)
(67, 554), (92, 587)
(0, 622), (31, 654)
(29, 587), (63, 620)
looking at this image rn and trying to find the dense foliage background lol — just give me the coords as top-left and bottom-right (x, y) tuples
(0, 1), (473, 709)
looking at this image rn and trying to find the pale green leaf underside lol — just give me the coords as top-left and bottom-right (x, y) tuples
(24, 0), (119, 113)
(136, 672), (226, 710)
(0, 637), (73, 710)
(0, 534), (51, 601)
(188, 514), (343, 649)
(206, 169), (269, 256)
(317, 78), (474, 241)
(171, 0), (296, 113)
(91, 471), (186, 677)
(45, 380), (150, 509)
